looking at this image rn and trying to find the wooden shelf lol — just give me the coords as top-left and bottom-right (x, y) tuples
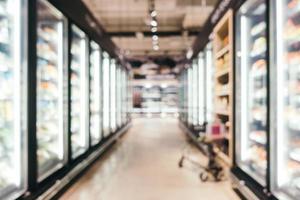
(215, 110), (229, 116)
(216, 45), (229, 59)
(214, 147), (231, 166)
(215, 89), (230, 96)
(213, 9), (233, 166)
(216, 68), (230, 77)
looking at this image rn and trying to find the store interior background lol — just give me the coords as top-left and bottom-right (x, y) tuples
(93, 0), (218, 118)
(2, 0), (300, 199)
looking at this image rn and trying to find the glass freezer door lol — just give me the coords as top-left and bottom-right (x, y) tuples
(89, 41), (101, 145)
(192, 60), (198, 126)
(116, 65), (122, 128)
(110, 59), (116, 132)
(271, 0), (300, 199)
(198, 53), (205, 125)
(184, 70), (188, 123)
(102, 52), (110, 137)
(70, 25), (88, 158)
(36, 0), (67, 179)
(205, 42), (214, 123)
(121, 69), (127, 125)
(187, 67), (193, 125)
(0, 0), (26, 198)
(235, 0), (267, 185)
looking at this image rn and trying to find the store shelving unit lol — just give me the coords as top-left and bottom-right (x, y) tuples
(133, 83), (178, 117)
(213, 9), (233, 165)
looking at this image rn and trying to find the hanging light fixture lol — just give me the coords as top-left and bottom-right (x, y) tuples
(148, 0), (159, 51)
(151, 27), (157, 33)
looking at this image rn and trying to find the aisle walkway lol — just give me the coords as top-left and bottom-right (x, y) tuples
(61, 118), (239, 200)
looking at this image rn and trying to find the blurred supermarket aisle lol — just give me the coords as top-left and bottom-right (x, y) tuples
(61, 118), (239, 200)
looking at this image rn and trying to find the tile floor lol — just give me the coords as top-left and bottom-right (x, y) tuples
(61, 118), (240, 200)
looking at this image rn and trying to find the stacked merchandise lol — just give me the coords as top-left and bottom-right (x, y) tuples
(141, 86), (161, 113)
(215, 39), (230, 116)
(161, 86), (178, 115)
(36, 0), (64, 177)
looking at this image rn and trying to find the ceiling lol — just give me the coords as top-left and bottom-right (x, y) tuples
(82, 0), (218, 58)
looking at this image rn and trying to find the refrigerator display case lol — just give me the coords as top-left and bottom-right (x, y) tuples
(116, 65), (122, 128)
(192, 60), (198, 126)
(70, 25), (88, 158)
(271, 0), (300, 199)
(235, 0), (267, 186)
(198, 53), (205, 126)
(110, 59), (116, 132)
(102, 52), (110, 137)
(187, 67), (193, 125)
(183, 70), (188, 123)
(127, 72), (132, 121)
(179, 71), (188, 122)
(89, 41), (102, 145)
(0, 0), (26, 198)
(204, 42), (214, 123)
(178, 73), (184, 121)
(36, 0), (67, 179)
(121, 69), (127, 124)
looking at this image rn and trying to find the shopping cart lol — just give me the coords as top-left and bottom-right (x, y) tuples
(178, 132), (226, 182)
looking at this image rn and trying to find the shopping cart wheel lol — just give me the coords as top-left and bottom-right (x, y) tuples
(199, 172), (209, 182)
(178, 156), (184, 168)
(216, 171), (225, 181)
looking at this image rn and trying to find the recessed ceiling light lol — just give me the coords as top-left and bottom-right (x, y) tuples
(152, 39), (158, 45)
(150, 10), (157, 17)
(152, 35), (158, 41)
(135, 31), (144, 40)
(150, 20), (158, 27)
(151, 27), (157, 32)
(153, 45), (159, 51)
(145, 84), (152, 88)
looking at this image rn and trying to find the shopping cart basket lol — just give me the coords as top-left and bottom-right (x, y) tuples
(178, 134), (226, 182)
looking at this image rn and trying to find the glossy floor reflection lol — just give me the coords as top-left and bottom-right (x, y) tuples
(61, 118), (240, 200)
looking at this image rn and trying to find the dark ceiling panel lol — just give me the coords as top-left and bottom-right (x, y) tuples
(176, 0), (219, 7)
(48, 0), (119, 58)
(109, 30), (199, 37)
